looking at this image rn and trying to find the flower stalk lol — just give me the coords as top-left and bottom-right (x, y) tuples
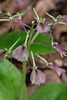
(27, 21), (34, 50)
(20, 61), (27, 100)
(20, 21), (34, 100)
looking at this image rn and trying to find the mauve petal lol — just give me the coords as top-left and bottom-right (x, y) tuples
(37, 70), (45, 83)
(53, 44), (67, 54)
(59, 15), (67, 23)
(36, 22), (50, 33)
(13, 46), (29, 62)
(15, 0), (23, 5)
(30, 69), (45, 85)
(30, 70), (38, 85)
(48, 64), (65, 76)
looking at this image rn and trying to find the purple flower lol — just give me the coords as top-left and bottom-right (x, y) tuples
(13, 46), (29, 62)
(36, 22), (50, 33)
(15, 0), (23, 5)
(30, 69), (45, 85)
(0, 50), (6, 63)
(31, 22), (50, 43)
(59, 15), (67, 23)
(52, 44), (67, 56)
(48, 64), (65, 76)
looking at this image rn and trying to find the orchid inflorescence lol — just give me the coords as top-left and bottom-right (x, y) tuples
(0, 8), (67, 86)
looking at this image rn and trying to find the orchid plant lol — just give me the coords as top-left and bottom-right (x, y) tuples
(0, 4), (67, 100)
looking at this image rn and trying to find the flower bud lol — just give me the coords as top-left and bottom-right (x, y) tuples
(13, 46), (29, 62)
(30, 69), (45, 85)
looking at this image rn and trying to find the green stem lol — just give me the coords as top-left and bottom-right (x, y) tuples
(0, 19), (10, 21)
(27, 21), (34, 50)
(8, 37), (21, 53)
(36, 54), (48, 66)
(24, 31), (29, 46)
(20, 21), (34, 100)
(33, 8), (39, 21)
(20, 61), (27, 100)
(31, 51), (36, 67)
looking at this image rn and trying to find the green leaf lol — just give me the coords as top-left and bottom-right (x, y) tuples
(30, 32), (56, 55)
(0, 30), (56, 55)
(0, 58), (21, 100)
(29, 84), (67, 100)
(0, 31), (25, 50)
